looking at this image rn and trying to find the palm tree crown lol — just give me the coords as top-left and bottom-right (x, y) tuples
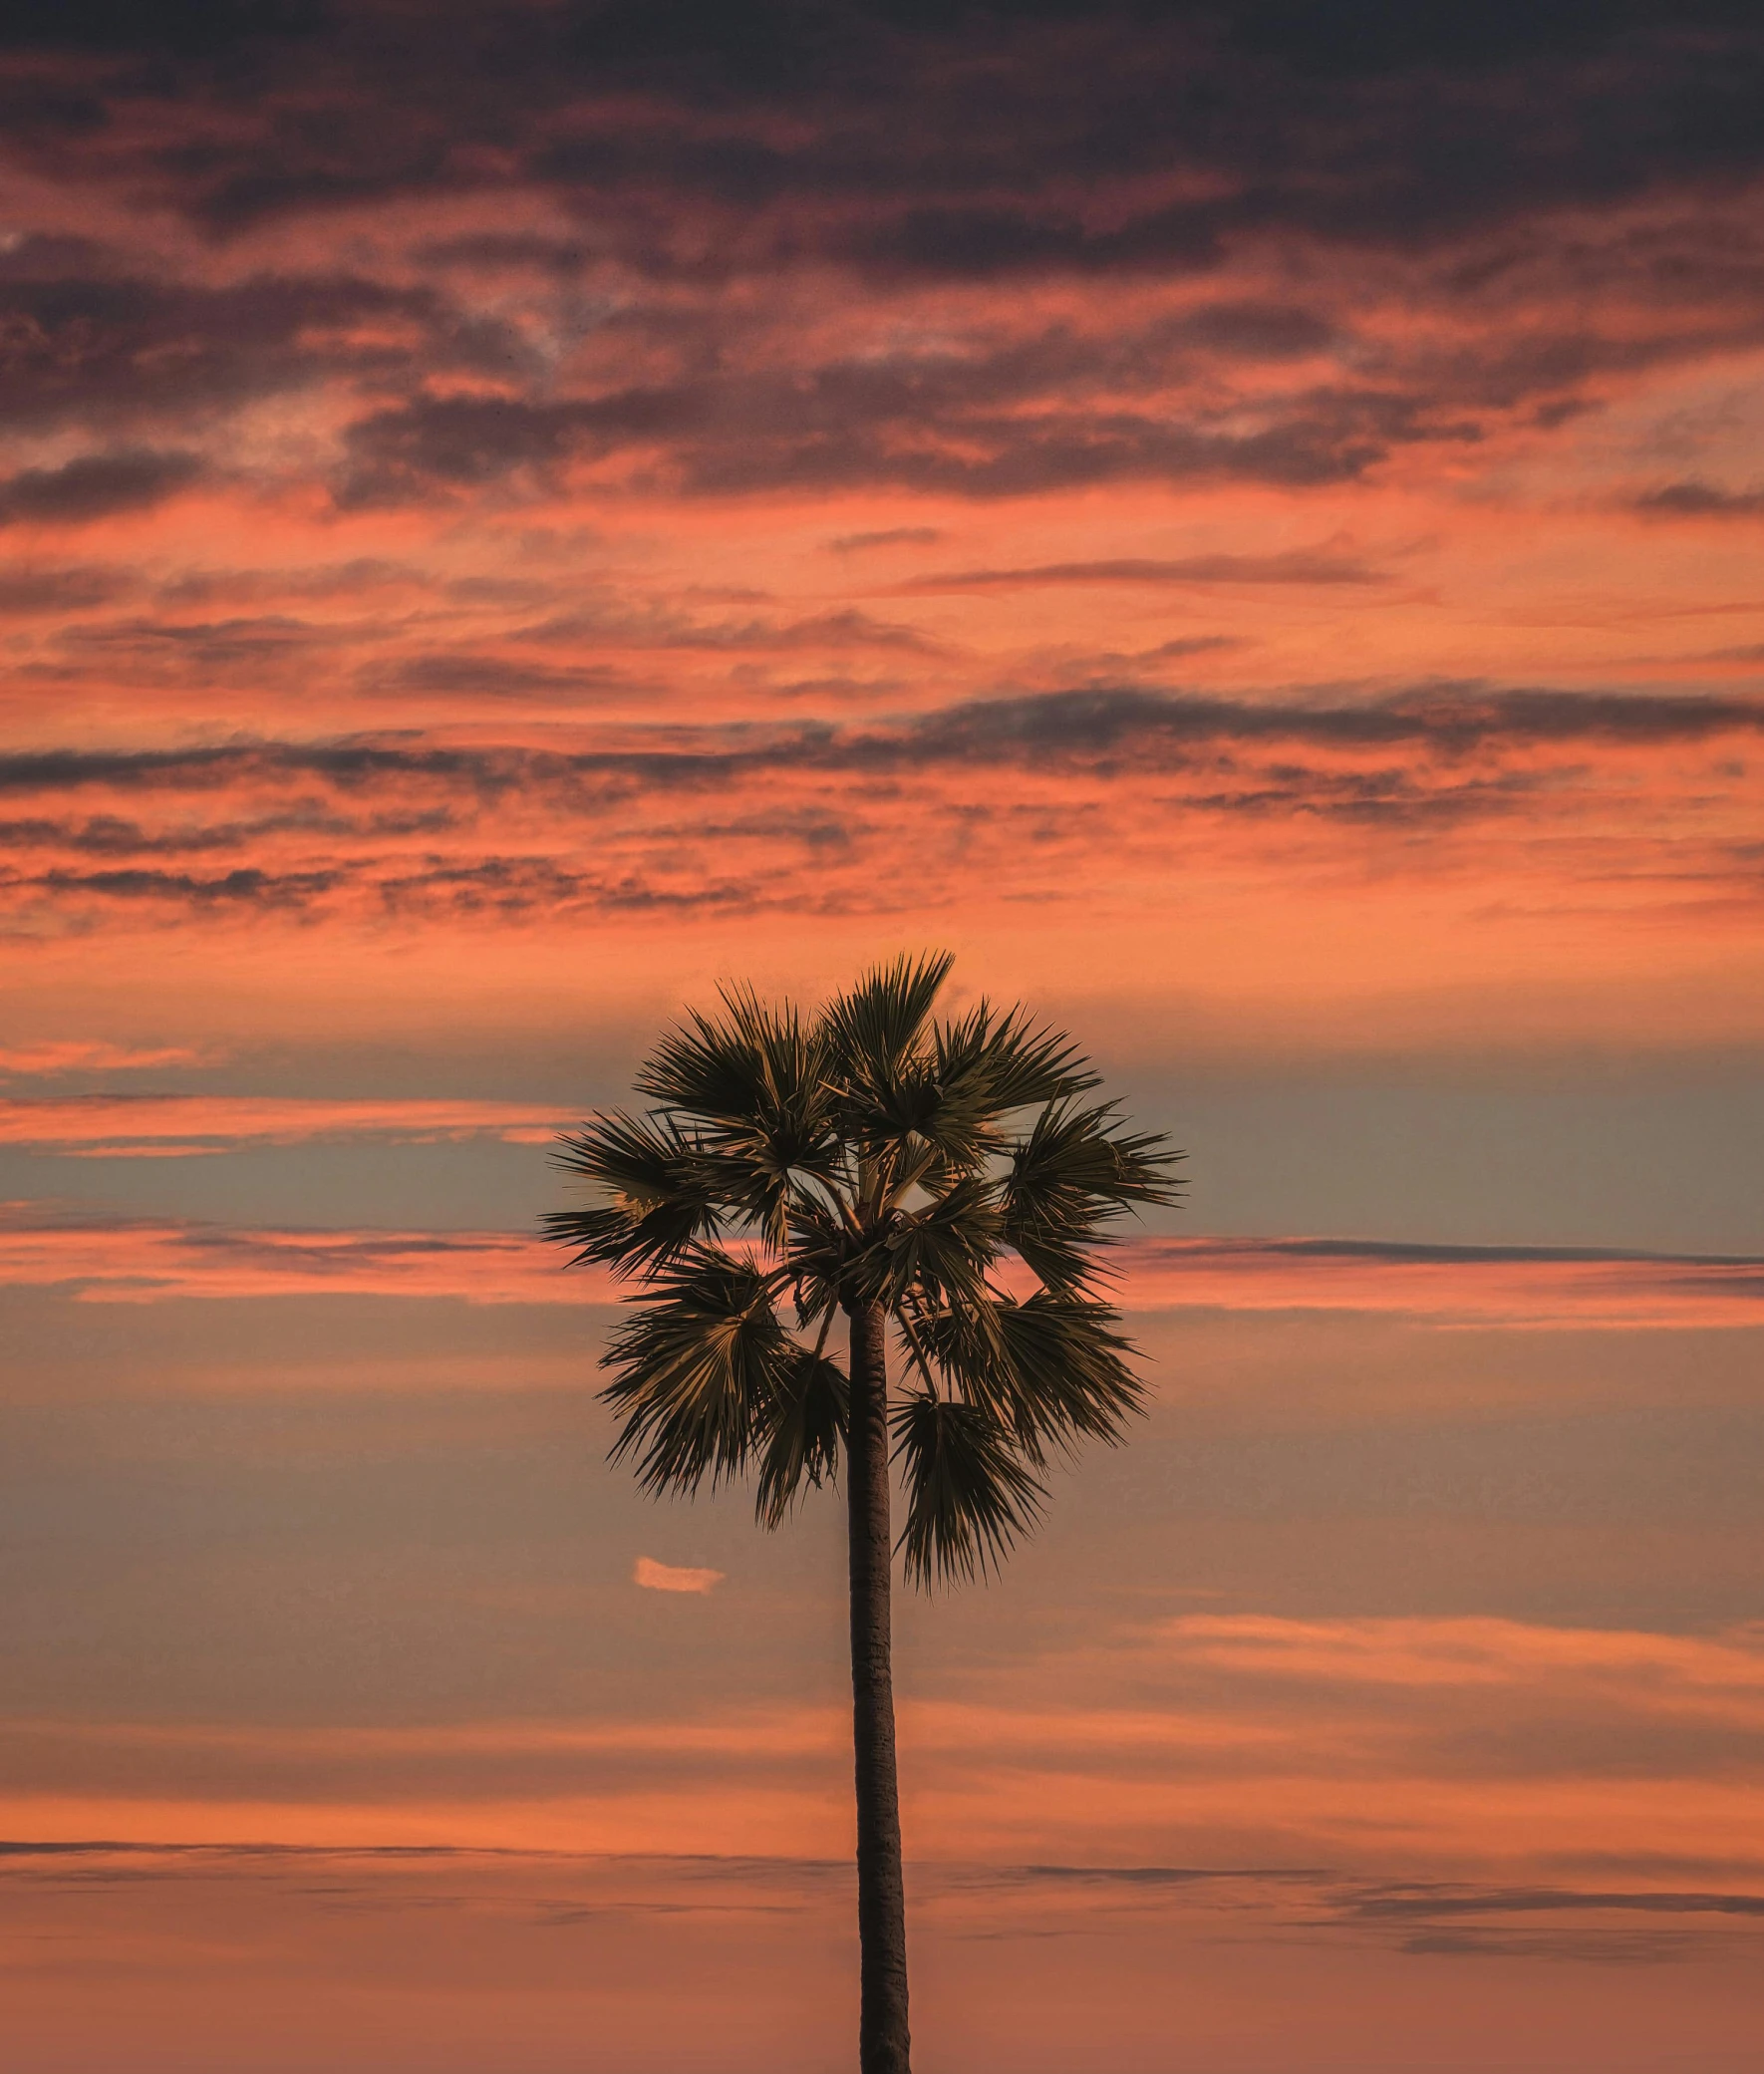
(544, 951), (1181, 1583)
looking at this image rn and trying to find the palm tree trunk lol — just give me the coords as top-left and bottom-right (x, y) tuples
(845, 1298), (911, 2074)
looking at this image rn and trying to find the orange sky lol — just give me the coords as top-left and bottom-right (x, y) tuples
(4, 4), (1764, 2068)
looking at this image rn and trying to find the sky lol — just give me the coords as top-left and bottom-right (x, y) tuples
(2, 3), (1762, 2068)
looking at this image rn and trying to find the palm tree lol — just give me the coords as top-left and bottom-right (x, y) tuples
(544, 952), (1181, 2074)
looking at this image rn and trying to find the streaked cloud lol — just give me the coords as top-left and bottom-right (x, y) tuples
(2, 684), (1759, 944)
(1113, 1236), (1764, 1329)
(885, 549), (1384, 593)
(0, 1215), (574, 1304)
(0, 1094), (567, 1156)
(0, 1040), (207, 1075)
(0, 1615), (1758, 1873)
(1, 1216), (1758, 1327)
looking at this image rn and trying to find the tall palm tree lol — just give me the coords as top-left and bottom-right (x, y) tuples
(544, 952), (1180, 2074)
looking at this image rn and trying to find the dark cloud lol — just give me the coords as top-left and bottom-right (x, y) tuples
(1635, 481), (1764, 516)
(367, 655), (636, 702)
(826, 527), (946, 553)
(4, 3), (1761, 286)
(14, 865), (344, 908)
(60, 613), (340, 665)
(0, 450), (202, 525)
(334, 365), (1454, 504)
(4, 687), (1762, 808)
(0, 1), (1748, 78)
(510, 603), (949, 657)
(417, 233), (596, 278)
(4, 48), (1759, 527)
(0, 259), (443, 432)
(0, 566), (128, 613)
(843, 686), (1764, 771)
(157, 559), (425, 606)
(1390, 1927), (1687, 1961)
(1194, 1237), (1764, 1271)
(912, 1863), (1764, 1964)
(1345, 1883), (1764, 1920)
(1332, 1879), (1764, 1959)
(0, 684), (1757, 928)
(0, 805), (459, 856)
(374, 856), (761, 920)
(0, 0), (324, 57)
(888, 550), (1381, 593)
(1137, 636), (1247, 660)
(1010, 1862), (1316, 1887)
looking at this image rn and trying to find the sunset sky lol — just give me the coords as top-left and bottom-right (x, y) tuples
(3, 4), (1763, 2068)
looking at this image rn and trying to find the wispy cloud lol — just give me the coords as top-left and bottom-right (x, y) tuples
(0, 1095), (567, 1156)
(634, 1557), (725, 1596)
(1110, 1236), (1764, 1329)
(1, 683), (1759, 938)
(0, 1215), (580, 1304)
(2, 1617), (1760, 1878)
(0, 1217), (1757, 1326)
(0, 1040), (207, 1076)
(885, 550), (1383, 593)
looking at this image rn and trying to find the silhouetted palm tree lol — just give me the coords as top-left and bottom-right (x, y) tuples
(545, 952), (1181, 2074)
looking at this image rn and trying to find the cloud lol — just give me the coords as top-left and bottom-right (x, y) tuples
(0, 681), (1756, 935)
(0, 1040), (206, 1075)
(826, 527), (946, 553)
(0, 450), (203, 525)
(0, 566), (128, 613)
(1106, 1235), (1764, 1329)
(334, 374), (1449, 502)
(11, 0), (1755, 268)
(365, 655), (636, 703)
(5, 1615), (1758, 1884)
(1341, 1883), (1764, 1923)
(4, 688), (1760, 806)
(886, 550), (1382, 593)
(0, 1094), (568, 1155)
(0, 1213), (587, 1304)
(0, 1216), (1758, 1326)
(634, 1556), (725, 1595)
(2, 55), (1761, 535)
(0, 256), (449, 434)
(1634, 481), (1764, 516)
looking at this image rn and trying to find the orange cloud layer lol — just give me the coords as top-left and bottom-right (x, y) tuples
(2, 1217), (1757, 1328)
(3, 1617), (1759, 1875)
(0, 1094), (568, 1155)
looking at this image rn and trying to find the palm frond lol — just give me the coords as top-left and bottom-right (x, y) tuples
(1002, 1099), (1185, 1291)
(633, 989), (838, 1249)
(915, 1289), (1145, 1458)
(753, 1344), (849, 1528)
(893, 1393), (1046, 1588)
(820, 951), (953, 1084)
(544, 1109), (720, 1276)
(933, 1001), (1100, 1116)
(634, 989), (780, 1122)
(598, 1247), (796, 1495)
(835, 1050), (995, 1176)
(876, 1172), (1003, 1309)
(781, 1196), (849, 1326)
(830, 986), (1095, 1175)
